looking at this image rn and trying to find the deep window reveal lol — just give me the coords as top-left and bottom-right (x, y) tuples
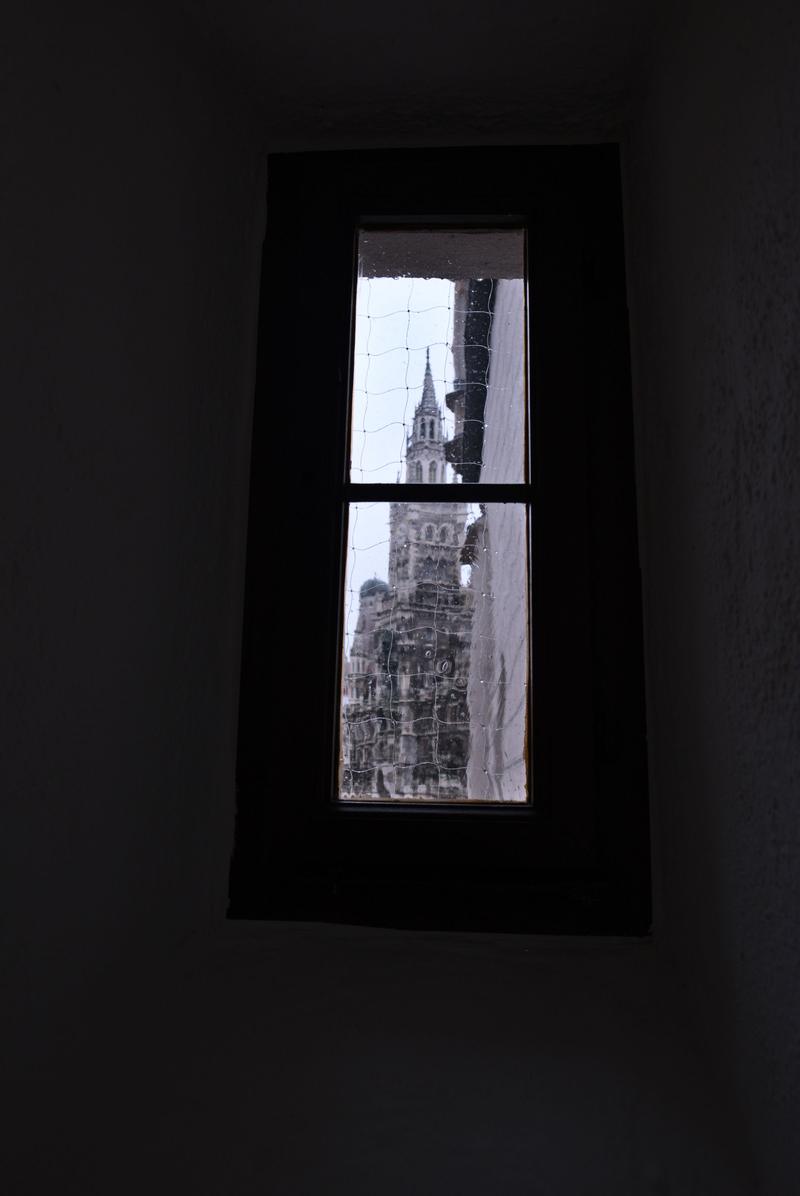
(230, 147), (651, 935)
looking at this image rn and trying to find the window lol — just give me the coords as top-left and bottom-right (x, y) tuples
(231, 147), (650, 933)
(342, 225), (529, 805)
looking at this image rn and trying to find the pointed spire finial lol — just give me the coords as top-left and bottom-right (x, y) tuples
(419, 346), (438, 413)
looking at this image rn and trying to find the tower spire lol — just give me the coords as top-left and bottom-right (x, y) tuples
(419, 346), (438, 414)
(405, 350), (446, 483)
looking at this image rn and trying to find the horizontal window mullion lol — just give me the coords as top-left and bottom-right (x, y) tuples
(342, 483), (531, 504)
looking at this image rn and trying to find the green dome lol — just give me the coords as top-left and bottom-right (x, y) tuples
(359, 577), (389, 598)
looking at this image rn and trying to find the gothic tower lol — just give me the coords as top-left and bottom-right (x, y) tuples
(343, 352), (473, 800)
(387, 350), (466, 604)
(404, 349), (447, 485)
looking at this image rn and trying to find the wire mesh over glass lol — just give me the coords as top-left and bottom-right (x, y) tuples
(339, 502), (528, 803)
(351, 228), (527, 485)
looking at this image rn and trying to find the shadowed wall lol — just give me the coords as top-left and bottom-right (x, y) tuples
(2, 1), (797, 1191)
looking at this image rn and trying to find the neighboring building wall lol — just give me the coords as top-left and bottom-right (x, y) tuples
(466, 279), (528, 801)
(481, 279), (527, 485)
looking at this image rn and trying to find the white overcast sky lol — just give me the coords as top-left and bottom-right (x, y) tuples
(350, 275), (456, 484)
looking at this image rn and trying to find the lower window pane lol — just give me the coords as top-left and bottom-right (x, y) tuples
(339, 502), (529, 803)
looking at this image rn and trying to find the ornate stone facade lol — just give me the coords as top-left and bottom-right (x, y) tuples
(342, 354), (473, 799)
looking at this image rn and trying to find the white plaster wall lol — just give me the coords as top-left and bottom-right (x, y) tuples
(482, 280), (527, 487)
(2, 0), (265, 998)
(624, 1), (800, 1188)
(466, 280), (528, 800)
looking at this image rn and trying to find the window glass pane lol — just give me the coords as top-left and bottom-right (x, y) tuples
(351, 228), (526, 484)
(339, 501), (529, 803)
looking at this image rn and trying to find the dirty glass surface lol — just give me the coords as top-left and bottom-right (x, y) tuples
(340, 226), (530, 804)
(350, 228), (527, 486)
(339, 502), (528, 803)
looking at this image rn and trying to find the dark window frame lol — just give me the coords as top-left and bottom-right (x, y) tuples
(230, 146), (651, 934)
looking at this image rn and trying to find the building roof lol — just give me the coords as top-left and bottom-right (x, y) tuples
(359, 577), (389, 598)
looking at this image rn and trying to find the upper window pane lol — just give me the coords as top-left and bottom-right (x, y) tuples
(350, 228), (527, 484)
